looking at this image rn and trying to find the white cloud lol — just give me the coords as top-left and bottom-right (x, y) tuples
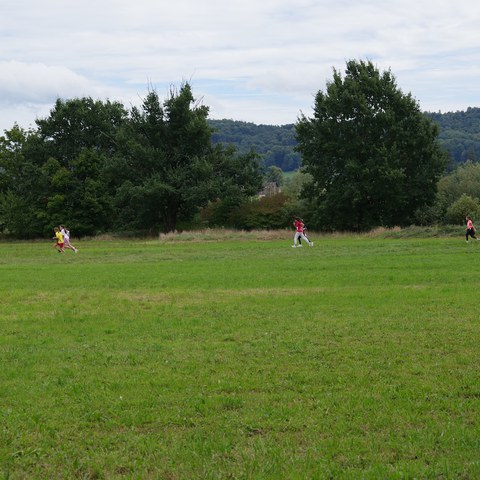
(1, 0), (480, 132)
(0, 61), (99, 105)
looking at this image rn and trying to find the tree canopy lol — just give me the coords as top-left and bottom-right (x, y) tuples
(0, 84), (263, 237)
(295, 60), (447, 231)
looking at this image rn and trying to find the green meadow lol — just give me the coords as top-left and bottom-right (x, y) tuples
(1, 232), (480, 479)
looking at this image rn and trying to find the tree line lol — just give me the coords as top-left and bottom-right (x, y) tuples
(0, 84), (263, 238)
(1, 60), (479, 238)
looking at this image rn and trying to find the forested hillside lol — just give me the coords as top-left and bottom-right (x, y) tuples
(209, 120), (300, 171)
(426, 107), (480, 166)
(210, 108), (480, 171)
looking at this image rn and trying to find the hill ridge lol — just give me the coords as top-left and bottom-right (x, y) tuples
(209, 107), (480, 170)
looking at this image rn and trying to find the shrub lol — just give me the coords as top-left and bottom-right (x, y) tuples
(445, 194), (480, 225)
(229, 193), (292, 230)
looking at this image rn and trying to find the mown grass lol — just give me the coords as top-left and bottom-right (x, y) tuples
(1, 233), (480, 479)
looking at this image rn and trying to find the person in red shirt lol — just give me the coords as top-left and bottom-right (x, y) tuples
(297, 222), (311, 246)
(466, 215), (479, 241)
(292, 218), (313, 247)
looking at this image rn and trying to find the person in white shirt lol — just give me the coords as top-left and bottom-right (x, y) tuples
(60, 225), (78, 252)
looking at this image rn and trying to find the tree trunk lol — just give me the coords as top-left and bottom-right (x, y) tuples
(162, 206), (177, 233)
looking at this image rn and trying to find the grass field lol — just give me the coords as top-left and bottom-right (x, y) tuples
(1, 231), (480, 479)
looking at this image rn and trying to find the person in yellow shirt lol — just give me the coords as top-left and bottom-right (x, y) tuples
(53, 227), (65, 253)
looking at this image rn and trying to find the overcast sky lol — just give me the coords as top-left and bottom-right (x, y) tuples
(1, 0), (479, 133)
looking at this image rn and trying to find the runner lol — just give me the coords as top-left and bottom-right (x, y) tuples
(465, 215), (479, 242)
(292, 218), (313, 248)
(53, 227), (65, 253)
(60, 225), (78, 252)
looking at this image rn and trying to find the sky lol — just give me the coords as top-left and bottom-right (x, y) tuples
(1, 0), (480, 133)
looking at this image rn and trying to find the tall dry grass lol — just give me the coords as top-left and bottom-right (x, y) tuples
(87, 225), (463, 243)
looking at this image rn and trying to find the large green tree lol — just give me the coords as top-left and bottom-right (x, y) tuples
(0, 126), (50, 237)
(29, 98), (128, 235)
(110, 84), (262, 233)
(296, 60), (447, 230)
(35, 97), (127, 165)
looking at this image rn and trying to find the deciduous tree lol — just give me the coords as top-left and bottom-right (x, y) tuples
(296, 60), (447, 230)
(112, 84), (262, 232)
(0, 126), (48, 237)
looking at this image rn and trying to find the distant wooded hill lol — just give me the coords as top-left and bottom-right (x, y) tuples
(426, 108), (480, 166)
(209, 120), (300, 171)
(209, 107), (480, 172)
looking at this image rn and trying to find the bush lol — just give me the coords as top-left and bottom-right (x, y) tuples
(445, 194), (480, 225)
(229, 193), (292, 230)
